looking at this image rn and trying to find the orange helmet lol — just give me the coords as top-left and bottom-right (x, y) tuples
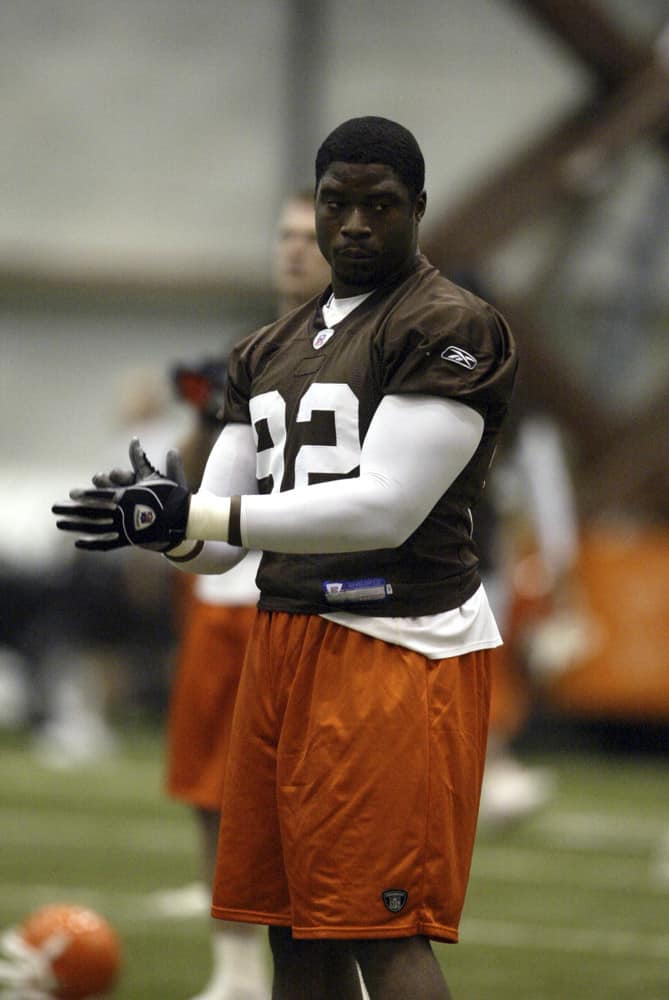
(7, 903), (122, 999)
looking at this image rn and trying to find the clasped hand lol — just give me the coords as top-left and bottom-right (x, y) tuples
(52, 438), (191, 552)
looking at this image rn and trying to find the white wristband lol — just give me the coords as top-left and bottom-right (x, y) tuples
(186, 492), (232, 542)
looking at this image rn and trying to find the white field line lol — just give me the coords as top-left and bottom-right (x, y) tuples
(0, 882), (210, 921)
(526, 809), (669, 888)
(530, 809), (669, 849)
(471, 846), (668, 893)
(475, 809), (669, 891)
(651, 830), (669, 885)
(461, 917), (669, 961)
(5, 805), (669, 886)
(6, 805), (665, 853)
(0, 807), (192, 853)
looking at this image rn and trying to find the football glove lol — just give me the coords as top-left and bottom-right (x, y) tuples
(89, 436), (186, 491)
(52, 438), (191, 553)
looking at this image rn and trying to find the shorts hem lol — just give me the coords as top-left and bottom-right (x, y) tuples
(291, 921), (459, 944)
(212, 906), (459, 943)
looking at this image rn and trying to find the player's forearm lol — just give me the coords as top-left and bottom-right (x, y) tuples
(165, 531), (247, 574)
(187, 473), (414, 553)
(185, 395), (484, 555)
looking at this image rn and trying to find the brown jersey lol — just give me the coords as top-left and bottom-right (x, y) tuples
(223, 253), (517, 616)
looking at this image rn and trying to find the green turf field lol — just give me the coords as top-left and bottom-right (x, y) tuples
(1, 726), (668, 999)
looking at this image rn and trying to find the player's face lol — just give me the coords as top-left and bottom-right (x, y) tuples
(272, 198), (331, 306)
(315, 162), (426, 297)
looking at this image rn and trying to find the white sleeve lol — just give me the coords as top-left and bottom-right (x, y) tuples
(199, 421), (258, 496)
(187, 394), (483, 554)
(166, 422), (258, 573)
(516, 416), (579, 575)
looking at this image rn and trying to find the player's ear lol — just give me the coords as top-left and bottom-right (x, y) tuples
(414, 191), (426, 223)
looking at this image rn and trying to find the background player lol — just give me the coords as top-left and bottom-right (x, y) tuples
(54, 116), (517, 999)
(165, 190), (330, 1000)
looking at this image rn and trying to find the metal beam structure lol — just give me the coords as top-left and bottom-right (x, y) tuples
(513, 0), (647, 88)
(423, 0), (669, 516)
(423, 57), (669, 274)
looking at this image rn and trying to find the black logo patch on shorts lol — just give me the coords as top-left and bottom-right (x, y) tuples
(382, 889), (408, 913)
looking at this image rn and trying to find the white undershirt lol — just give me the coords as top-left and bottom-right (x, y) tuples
(321, 586), (500, 659)
(322, 290), (373, 327)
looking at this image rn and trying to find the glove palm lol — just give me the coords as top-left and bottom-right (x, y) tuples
(52, 438), (191, 552)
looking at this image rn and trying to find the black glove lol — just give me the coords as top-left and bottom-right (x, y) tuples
(52, 438), (191, 552)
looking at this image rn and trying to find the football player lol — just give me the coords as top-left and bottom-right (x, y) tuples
(54, 116), (517, 1000)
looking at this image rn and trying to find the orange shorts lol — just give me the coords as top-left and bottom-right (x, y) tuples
(165, 600), (257, 810)
(211, 611), (491, 943)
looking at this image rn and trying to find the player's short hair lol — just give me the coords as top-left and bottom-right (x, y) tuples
(315, 116), (425, 201)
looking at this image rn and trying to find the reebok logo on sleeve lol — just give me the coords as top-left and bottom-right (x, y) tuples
(441, 346), (477, 370)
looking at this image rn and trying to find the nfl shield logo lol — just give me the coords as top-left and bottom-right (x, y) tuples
(382, 889), (408, 913)
(134, 505), (156, 531)
(312, 328), (335, 350)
